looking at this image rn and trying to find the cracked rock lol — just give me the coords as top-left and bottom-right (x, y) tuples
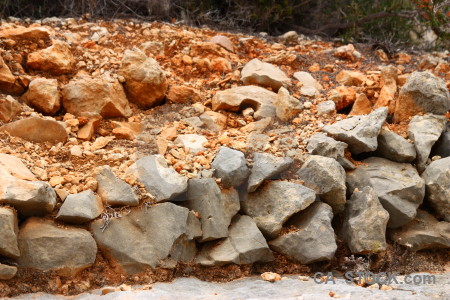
(306, 133), (355, 170)
(247, 153), (293, 192)
(376, 129), (416, 163)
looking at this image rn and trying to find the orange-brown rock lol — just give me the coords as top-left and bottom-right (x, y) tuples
(62, 75), (132, 118)
(0, 153), (37, 181)
(349, 93), (373, 115)
(77, 113), (102, 141)
(336, 70), (367, 86)
(0, 117), (67, 143)
(374, 65), (398, 114)
(111, 121), (141, 140)
(0, 96), (22, 123)
(0, 26), (50, 41)
(26, 41), (74, 75)
(328, 86), (357, 111)
(166, 85), (201, 104)
(119, 48), (167, 109)
(0, 55), (24, 95)
(209, 35), (234, 52)
(21, 78), (60, 115)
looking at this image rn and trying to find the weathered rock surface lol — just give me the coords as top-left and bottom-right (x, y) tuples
(347, 157), (425, 228)
(0, 95), (22, 122)
(0, 264), (17, 280)
(297, 155), (346, 213)
(119, 48), (167, 108)
(56, 190), (103, 224)
(0, 56), (24, 95)
(0, 169), (56, 216)
(329, 86), (356, 111)
(270, 202), (337, 264)
(374, 65), (397, 113)
(342, 187), (389, 254)
(389, 210), (450, 251)
(209, 35), (234, 52)
(0, 26), (50, 41)
(199, 111), (227, 131)
(21, 78), (60, 115)
(421, 157), (450, 221)
(306, 133), (354, 170)
(27, 41), (74, 75)
(394, 71), (450, 122)
(174, 134), (207, 154)
(241, 181), (316, 238)
(62, 75), (132, 118)
(211, 147), (250, 188)
(241, 59), (290, 91)
(275, 87), (303, 121)
(18, 218), (97, 275)
(0, 153), (37, 181)
(186, 178), (239, 241)
(376, 129), (416, 163)
(212, 85), (277, 120)
(197, 215), (273, 266)
(322, 107), (388, 154)
(96, 165), (139, 207)
(0, 117), (68, 143)
(293, 71), (322, 97)
(0, 207), (20, 258)
(408, 114), (447, 171)
(91, 202), (201, 274)
(317, 100), (336, 115)
(349, 93), (372, 115)
(336, 70), (367, 86)
(247, 153), (293, 192)
(128, 155), (188, 202)
(166, 85), (201, 104)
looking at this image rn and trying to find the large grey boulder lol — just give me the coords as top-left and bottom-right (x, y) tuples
(18, 218), (97, 276)
(196, 215), (274, 266)
(241, 59), (290, 92)
(347, 157), (425, 228)
(0, 207), (20, 258)
(342, 187), (389, 254)
(247, 153), (293, 192)
(408, 114), (447, 171)
(322, 107), (388, 154)
(306, 133), (355, 170)
(97, 165), (139, 207)
(394, 71), (450, 122)
(186, 178), (239, 241)
(296, 155), (347, 213)
(389, 210), (450, 251)
(212, 85), (277, 120)
(128, 155), (188, 202)
(0, 169), (56, 216)
(269, 202), (337, 264)
(91, 202), (201, 274)
(56, 190), (103, 224)
(422, 157), (450, 221)
(211, 147), (250, 188)
(241, 181), (316, 239)
(376, 129), (416, 163)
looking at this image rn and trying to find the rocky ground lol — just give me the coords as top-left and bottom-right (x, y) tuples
(0, 16), (449, 298)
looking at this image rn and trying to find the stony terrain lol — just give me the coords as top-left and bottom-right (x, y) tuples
(0, 16), (449, 298)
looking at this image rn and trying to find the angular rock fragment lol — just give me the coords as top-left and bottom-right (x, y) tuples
(241, 181), (316, 238)
(389, 210), (450, 251)
(270, 202), (337, 264)
(0, 26), (50, 40)
(376, 129), (416, 163)
(119, 48), (167, 108)
(297, 155), (347, 213)
(0, 117), (68, 143)
(174, 134), (207, 154)
(422, 157), (450, 221)
(0, 95), (22, 122)
(196, 215), (273, 266)
(347, 157), (425, 228)
(91, 202), (201, 274)
(317, 100), (336, 115)
(0, 56), (23, 95)
(128, 155), (188, 202)
(186, 178), (239, 241)
(0, 169), (56, 216)
(0, 264), (17, 280)
(199, 111), (227, 131)
(96, 165), (139, 207)
(62, 75), (132, 118)
(241, 59), (290, 92)
(342, 187), (389, 254)
(322, 107), (388, 154)
(336, 70), (367, 86)
(0, 207), (20, 258)
(27, 41), (74, 75)
(18, 218), (97, 275)
(56, 190), (103, 224)
(275, 87), (303, 121)
(21, 78), (60, 115)
(211, 147), (250, 188)
(394, 71), (450, 122)
(247, 153), (293, 192)
(374, 65), (397, 113)
(306, 133), (354, 170)
(0, 153), (37, 181)
(408, 114), (447, 171)
(293, 71), (322, 97)
(212, 85), (277, 120)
